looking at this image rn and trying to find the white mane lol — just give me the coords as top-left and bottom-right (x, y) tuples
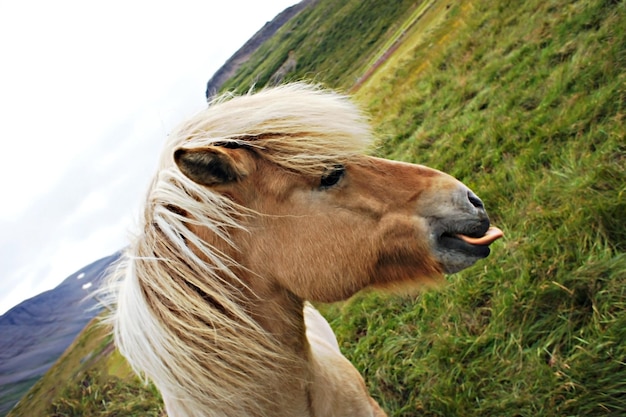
(106, 83), (374, 416)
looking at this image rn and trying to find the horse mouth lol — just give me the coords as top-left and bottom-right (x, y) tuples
(435, 226), (504, 273)
(441, 226), (504, 255)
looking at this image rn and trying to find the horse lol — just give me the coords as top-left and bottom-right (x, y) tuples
(108, 83), (503, 417)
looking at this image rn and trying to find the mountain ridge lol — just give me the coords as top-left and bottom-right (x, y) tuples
(205, 0), (316, 99)
(0, 252), (120, 416)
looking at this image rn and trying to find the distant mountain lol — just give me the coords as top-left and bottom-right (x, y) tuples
(0, 251), (120, 416)
(204, 0), (316, 99)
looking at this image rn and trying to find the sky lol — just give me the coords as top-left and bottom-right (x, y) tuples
(0, 0), (298, 315)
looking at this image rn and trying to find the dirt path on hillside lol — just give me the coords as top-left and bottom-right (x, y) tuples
(350, 0), (474, 94)
(350, 0), (437, 92)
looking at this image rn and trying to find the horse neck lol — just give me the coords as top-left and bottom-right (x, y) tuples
(236, 271), (316, 415)
(245, 281), (309, 357)
(199, 225), (311, 358)
(197, 237), (314, 410)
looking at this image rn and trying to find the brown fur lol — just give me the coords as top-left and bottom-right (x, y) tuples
(108, 83), (495, 417)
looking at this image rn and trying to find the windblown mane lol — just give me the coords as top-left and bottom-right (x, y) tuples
(107, 84), (374, 416)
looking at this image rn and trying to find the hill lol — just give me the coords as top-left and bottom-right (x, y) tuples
(10, 0), (625, 415)
(204, 0), (316, 99)
(0, 252), (120, 416)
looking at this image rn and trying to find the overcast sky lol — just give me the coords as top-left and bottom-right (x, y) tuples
(0, 0), (297, 315)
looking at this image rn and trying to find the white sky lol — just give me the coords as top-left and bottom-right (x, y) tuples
(0, 0), (297, 315)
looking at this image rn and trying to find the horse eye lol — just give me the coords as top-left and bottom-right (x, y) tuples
(320, 165), (345, 189)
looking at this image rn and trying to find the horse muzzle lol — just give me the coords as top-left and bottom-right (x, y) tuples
(429, 189), (503, 273)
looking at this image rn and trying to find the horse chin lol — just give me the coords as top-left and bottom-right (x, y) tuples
(434, 238), (491, 274)
(429, 217), (502, 274)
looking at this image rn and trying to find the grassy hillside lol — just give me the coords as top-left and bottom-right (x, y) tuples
(219, 0), (421, 92)
(7, 317), (162, 417)
(11, 0), (624, 415)
(331, 0), (626, 415)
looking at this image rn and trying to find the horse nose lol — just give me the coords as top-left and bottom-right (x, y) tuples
(457, 187), (488, 219)
(467, 191), (484, 210)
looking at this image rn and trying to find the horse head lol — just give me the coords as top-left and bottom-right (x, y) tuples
(116, 83), (502, 417)
(172, 85), (502, 303)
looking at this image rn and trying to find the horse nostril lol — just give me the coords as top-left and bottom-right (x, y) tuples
(468, 192), (484, 209)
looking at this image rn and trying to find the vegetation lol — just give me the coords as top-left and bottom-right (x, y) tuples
(332, 0), (626, 415)
(11, 0), (624, 415)
(48, 371), (161, 417)
(227, 0), (626, 415)
(8, 319), (162, 417)
(219, 0), (421, 92)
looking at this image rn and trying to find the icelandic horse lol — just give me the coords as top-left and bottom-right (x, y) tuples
(109, 83), (502, 417)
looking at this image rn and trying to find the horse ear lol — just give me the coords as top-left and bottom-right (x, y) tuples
(174, 147), (249, 186)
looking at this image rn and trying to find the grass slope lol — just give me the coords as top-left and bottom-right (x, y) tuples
(329, 0), (626, 415)
(12, 0), (624, 415)
(227, 0), (625, 415)
(7, 317), (162, 417)
(219, 0), (421, 92)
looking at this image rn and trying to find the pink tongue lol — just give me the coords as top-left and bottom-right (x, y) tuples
(457, 227), (504, 246)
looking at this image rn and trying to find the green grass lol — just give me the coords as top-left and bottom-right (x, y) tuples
(48, 371), (161, 417)
(324, 0), (626, 415)
(219, 0), (422, 92)
(7, 318), (163, 417)
(11, 0), (625, 415)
